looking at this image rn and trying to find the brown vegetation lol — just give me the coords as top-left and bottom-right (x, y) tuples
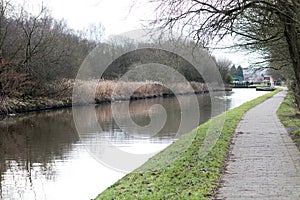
(0, 0), (234, 115)
(1, 79), (228, 114)
(90, 80), (211, 103)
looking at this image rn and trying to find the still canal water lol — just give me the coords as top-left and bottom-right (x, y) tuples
(0, 89), (269, 200)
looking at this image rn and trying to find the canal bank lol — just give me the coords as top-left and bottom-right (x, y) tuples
(95, 89), (281, 199)
(0, 88), (272, 200)
(0, 97), (72, 115)
(0, 81), (230, 115)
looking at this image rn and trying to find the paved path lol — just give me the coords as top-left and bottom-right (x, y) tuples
(216, 90), (300, 200)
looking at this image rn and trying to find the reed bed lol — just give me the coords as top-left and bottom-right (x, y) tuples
(74, 80), (222, 104)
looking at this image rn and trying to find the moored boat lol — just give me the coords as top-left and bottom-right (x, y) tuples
(256, 86), (276, 91)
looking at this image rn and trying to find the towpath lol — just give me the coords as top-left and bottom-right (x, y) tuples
(216, 90), (300, 199)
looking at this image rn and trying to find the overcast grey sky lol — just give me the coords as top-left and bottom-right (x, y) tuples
(13, 0), (258, 68)
(15, 0), (154, 35)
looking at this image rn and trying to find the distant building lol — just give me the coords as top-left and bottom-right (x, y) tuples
(263, 75), (274, 87)
(233, 75), (244, 83)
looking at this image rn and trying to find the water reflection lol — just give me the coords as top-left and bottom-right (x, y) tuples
(0, 88), (269, 199)
(0, 110), (78, 199)
(75, 93), (215, 172)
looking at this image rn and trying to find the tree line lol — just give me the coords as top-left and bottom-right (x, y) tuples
(0, 0), (235, 104)
(150, 0), (300, 110)
(0, 0), (99, 99)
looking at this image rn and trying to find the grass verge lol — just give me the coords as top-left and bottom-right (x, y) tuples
(95, 89), (281, 200)
(277, 92), (300, 150)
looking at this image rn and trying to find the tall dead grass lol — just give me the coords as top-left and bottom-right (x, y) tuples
(95, 80), (212, 102)
(72, 80), (229, 104)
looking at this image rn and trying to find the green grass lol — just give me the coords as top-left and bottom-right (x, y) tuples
(277, 92), (300, 150)
(95, 89), (281, 200)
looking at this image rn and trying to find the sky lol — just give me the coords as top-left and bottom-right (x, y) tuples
(15, 0), (154, 35)
(13, 0), (257, 68)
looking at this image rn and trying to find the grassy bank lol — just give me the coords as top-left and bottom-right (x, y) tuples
(277, 92), (300, 150)
(0, 97), (72, 115)
(0, 79), (73, 115)
(95, 89), (281, 200)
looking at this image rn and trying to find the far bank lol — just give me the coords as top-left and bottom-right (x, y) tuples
(1, 80), (231, 115)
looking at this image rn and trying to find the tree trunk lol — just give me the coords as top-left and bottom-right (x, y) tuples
(279, 1), (300, 111)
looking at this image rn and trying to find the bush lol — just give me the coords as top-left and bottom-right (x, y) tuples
(0, 60), (33, 98)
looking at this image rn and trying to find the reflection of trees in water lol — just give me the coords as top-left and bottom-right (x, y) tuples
(76, 94), (214, 144)
(94, 97), (183, 136)
(0, 92), (232, 199)
(94, 94), (214, 132)
(0, 109), (78, 199)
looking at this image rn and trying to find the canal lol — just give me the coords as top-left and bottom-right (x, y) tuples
(0, 88), (269, 200)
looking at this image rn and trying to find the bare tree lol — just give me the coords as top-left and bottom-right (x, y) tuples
(0, 0), (101, 100)
(150, 0), (300, 109)
(213, 57), (233, 84)
(80, 23), (105, 44)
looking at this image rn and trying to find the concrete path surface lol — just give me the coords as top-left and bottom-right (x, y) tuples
(216, 90), (300, 200)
